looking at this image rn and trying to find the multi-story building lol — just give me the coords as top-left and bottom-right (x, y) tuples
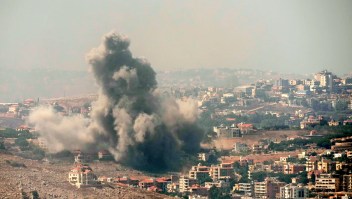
(306, 157), (318, 172)
(331, 136), (352, 152)
(235, 183), (253, 195)
(209, 163), (234, 181)
(213, 125), (241, 138)
(315, 174), (340, 192)
(254, 177), (285, 199)
(342, 174), (352, 192)
(270, 163), (284, 173)
(179, 176), (197, 193)
(233, 142), (249, 153)
(283, 164), (305, 174)
(317, 159), (335, 173)
(280, 183), (308, 199)
(189, 163), (211, 182)
(68, 164), (97, 188)
(254, 181), (267, 198)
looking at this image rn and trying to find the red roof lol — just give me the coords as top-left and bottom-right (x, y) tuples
(139, 179), (154, 183)
(238, 123), (253, 128)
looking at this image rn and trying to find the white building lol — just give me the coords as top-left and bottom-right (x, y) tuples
(280, 184), (307, 199)
(213, 125), (241, 138)
(179, 175), (196, 193)
(68, 164), (97, 188)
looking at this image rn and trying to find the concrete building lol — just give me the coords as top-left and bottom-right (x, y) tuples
(179, 175), (197, 193)
(306, 157), (318, 172)
(317, 159), (335, 173)
(254, 181), (266, 198)
(68, 164), (97, 188)
(235, 183), (253, 196)
(209, 163), (234, 181)
(315, 174), (340, 192)
(213, 125), (241, 138)
(189, 164), (211, 182)
(280, 184), (307, 199)
(283, 164), (305, 174)
(254, 178), (285, 199)
(233, 142), (249, 153)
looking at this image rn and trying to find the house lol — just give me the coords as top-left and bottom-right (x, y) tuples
(68, 164), (98, 188)
(139, 178), (155, 189)
(114, 176), (139, 187)
(237, 123), (254, 134)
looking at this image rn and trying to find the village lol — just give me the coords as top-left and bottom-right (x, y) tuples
(1, 69), (352, 198)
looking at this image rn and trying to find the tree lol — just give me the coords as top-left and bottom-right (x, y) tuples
(31, 190), (39, 199)
(208, 186), (231, 199)
(15, 138), (29, 150)
(335, 100), (348, 111)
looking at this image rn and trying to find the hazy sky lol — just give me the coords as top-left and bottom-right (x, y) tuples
(1, 0), (352, 74)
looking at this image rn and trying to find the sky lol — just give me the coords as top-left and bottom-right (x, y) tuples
(1, 0), (352, 75)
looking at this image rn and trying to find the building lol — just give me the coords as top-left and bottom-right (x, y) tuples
(331, 136), (352, 152)
(209, 163), (234, 181)
(139, 178), (155, 189)
(254, 177), (285, 199)
(237, 123), (254, 134)
(315, 174), (340, 192)
(189, 184), (209, 196)
(73, 150), (93, 164)
(306, 157), (318, 172)
(235, 183), (253, 196)
(179, 175), (197, 193)
(114, 176), (139, 187)
(68, 164), (97, 188)
(254, 181), (267, 198)
(189, 163), (211, 182)
(233, 142), (249, 153)
(205, 180), (230, 189)
(317, 159), (335, 173)
(213, 125), (241, 138)
(283, 164), (305, 174)
(280, 184), (308, 199)
(98, 149), (113, 160)
(342, 174), (352, 192)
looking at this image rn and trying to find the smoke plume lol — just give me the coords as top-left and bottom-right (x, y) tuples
(28, 32), (204, 171)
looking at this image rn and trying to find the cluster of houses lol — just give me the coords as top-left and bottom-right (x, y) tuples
(66, 134), (352, 199)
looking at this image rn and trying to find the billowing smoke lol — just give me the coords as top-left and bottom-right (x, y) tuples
(28, 32), (204, 171)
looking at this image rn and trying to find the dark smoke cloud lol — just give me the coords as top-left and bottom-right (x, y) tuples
(29, 32), (204, 171)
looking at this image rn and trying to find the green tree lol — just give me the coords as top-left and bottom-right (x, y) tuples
(208, 186), (231, 199)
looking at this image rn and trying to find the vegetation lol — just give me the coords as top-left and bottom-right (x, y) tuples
(0, 128), (34, 139)
(251, 171), (308, 184)
(6, 160), (26, 168)
(208, 185), (231, 199)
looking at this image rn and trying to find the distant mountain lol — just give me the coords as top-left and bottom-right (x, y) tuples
(0, 68), (97, 102)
